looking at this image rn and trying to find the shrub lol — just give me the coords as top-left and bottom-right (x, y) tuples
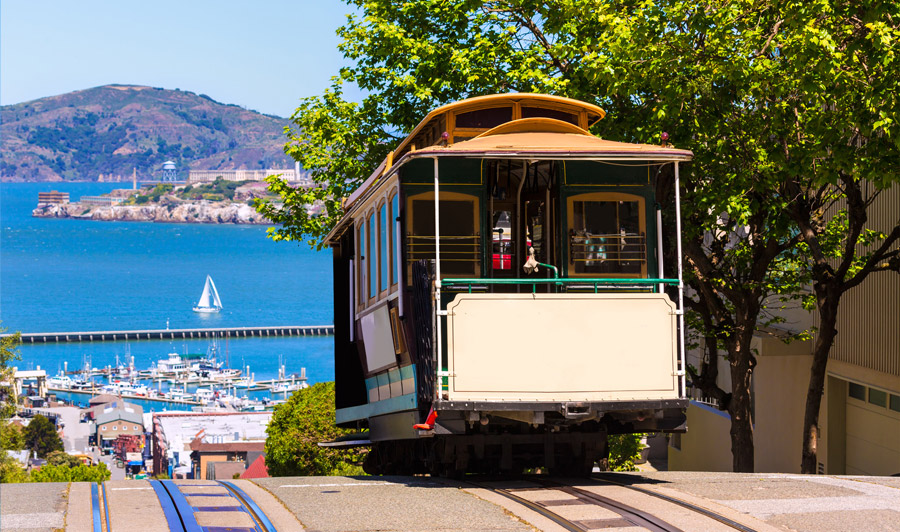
(23, 415), (63, 459)
(607, 433), (645, 472)
(29, 463), (111, 483)
(265, 382), (366, 476)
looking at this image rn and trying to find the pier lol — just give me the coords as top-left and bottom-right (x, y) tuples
(6, 325), (334, 344)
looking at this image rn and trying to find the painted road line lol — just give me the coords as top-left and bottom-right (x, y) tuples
(149, 480), (186, 532)
(277, 482), (393, 488)
(90, 483), (102, 532)
(219, 481), (278, 532)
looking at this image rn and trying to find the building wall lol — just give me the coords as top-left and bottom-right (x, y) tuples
(187, 169), (309, 184)
(98, 419), (143, 441)
(668, 402), (733, 471)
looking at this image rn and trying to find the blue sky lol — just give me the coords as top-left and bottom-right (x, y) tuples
(1, 1), (360, 117)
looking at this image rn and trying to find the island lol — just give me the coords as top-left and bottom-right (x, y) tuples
(31, 179), (307, 224)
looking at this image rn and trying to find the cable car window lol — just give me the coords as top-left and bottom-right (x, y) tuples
(568, 194), (646, 276)
(391, 194), (399, 286)
(455, 107), (512, 129)
(380, 202), (389, 292)
(521, 106), (579, 125)
(368, 213), (377, 298)
(358, 223), (366, 304)
(407, 192), (480, 277)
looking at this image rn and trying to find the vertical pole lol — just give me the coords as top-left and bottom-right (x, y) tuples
(656, 207), (665, 293)
(674, 162), (687, 397)
(433, 157), (442, 399)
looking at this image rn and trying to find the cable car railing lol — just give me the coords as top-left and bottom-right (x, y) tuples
(440, 277), (679, 293)
(569, 232), (647, 274)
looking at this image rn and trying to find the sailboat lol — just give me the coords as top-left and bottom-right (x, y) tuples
(192, 275), (223, 313)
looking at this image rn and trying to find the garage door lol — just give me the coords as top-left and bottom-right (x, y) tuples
(845, 382), (900, 476)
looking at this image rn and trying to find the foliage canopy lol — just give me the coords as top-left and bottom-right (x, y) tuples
(265, 382), (365, 476)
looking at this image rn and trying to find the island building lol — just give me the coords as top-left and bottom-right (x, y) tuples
(79, 195), (126, 207)
(37, 191), (69, 205)
(187, 161), (311, 185)
(670, 186), (900, 476)
(161, 160), (179, 182)
(151, 411), (271, 479)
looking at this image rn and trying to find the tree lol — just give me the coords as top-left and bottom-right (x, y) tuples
(265, 382), (365, 476)
(46, 450), (82, 468)
(0, 324), (22, 419)
(1, 423), (26, 451)
(23, 415), (63, 459)
(261, 0), (900, 471)
(0, 453), (27, 483)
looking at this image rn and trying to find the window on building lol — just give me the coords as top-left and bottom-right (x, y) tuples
(134, 425), (140, 430)
(848, 382), (866, 401)
(869, 388), (887, 407)
(380, 202), (389, 292)
(102, 426), (107, 431)
(568, 193), (646, 276)
(113, 425), (118, 430)
(890, 394), (900, 413)
(368, 213), (377, 298)
(391, 194), (399, 286)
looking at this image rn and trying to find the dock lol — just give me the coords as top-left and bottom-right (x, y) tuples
(6, 325), (334, 344)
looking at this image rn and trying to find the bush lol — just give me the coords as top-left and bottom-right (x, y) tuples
(0, 453), (27, 483)
(29, 463), (111, 483)
(0, 423), (25, 451)
(608, 433), (645, 472)
(265, 382), (366, 476)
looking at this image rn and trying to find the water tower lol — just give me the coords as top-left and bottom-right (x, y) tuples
(161, 161), (178, 182)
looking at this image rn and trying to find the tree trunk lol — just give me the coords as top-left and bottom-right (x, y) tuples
(800, 283), (841, 474)
(728, 344), (755, 472)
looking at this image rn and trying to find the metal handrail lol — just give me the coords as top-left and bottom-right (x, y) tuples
(441, 277), (678, 294)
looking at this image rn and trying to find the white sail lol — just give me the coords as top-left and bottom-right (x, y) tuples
(193, 275), (222, 312)
(208, 277), (223, 309)
(197, 276), (212, 307)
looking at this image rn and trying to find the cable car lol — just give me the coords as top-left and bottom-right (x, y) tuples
(325, 94), (691, 475)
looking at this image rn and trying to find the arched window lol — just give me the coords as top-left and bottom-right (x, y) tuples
(358, 222), (367, 305)
(379, 202), (389, 293)
(390, 193), (399, 286)
(368, 212), (377, 299)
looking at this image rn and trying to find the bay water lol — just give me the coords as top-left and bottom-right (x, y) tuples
(1, 182), (334, 409)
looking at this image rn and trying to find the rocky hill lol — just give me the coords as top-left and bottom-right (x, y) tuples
(1, 85), (292, 182)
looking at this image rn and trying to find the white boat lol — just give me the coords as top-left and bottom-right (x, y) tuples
(194, 388), (216, 403)
(192, 275), (223, 313)
(157, 353), (189, 375)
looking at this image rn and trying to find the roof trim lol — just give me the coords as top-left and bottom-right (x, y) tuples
(475, 117), (592, 138)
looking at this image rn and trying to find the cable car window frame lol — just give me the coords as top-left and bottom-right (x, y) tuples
(566, 192), (647, 278)
(406, 190), (481, 282)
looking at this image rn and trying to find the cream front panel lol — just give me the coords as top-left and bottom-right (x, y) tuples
(446, 293), (678, 401)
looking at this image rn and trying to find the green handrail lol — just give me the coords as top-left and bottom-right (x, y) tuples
(441, 278), (679, 285)
(440, 277), (679, 294)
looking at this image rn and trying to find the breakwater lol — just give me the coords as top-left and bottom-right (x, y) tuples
(8, 325), (334, 344)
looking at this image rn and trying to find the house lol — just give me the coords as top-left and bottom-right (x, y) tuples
(87, 400), (142, 421)
(189, 435), (266, 480)
(151, 412), (272, 478)
(669, 186), (900, 475)
(239, 454), (269, 479)
(95, 409), (144, 450)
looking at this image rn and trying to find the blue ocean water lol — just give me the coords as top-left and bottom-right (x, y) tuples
(0, 182), (335, 389)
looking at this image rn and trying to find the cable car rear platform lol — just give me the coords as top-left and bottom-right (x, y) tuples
(2, 473), (897, 532)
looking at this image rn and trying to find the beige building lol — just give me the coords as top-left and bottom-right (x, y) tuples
(670, 186), (900, 476)
(96, 409), (144, 447)
(187, 162), (310, 185)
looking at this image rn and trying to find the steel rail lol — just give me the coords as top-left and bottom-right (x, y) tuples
(148, 480), (185, 532)
(90, 483), (102, 532)
(592, 474), (759, 532)
(467, 482), (583, 532)
(101, 482), (112, 532)
(219, 481), (279, 532)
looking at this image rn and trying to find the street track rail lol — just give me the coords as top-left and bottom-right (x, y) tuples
(592, 474), (758, 532)
(139, 480), (278, 532)
(469, 477), (759, 532)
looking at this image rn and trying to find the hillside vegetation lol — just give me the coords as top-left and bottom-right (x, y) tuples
(1, 85), (291, 182)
